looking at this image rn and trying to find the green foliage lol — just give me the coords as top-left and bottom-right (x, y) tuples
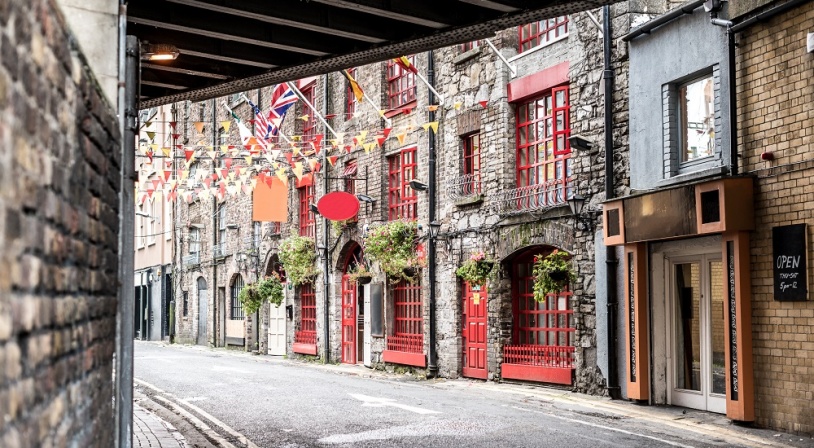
(237, 283), (263, 315)
(347, 263), (373, 283)
(455, 250), (495, 287)
(257, 273), (284, 307)
(364, 220), (421, 282)
(532, 250), (576, 302)
(279, 233), (318, 286)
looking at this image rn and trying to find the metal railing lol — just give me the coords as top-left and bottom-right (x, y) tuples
(243, 235), (260, 249)
(182, 253), (199, 266)
(493, 181), (570, 215)
(212, 243), (229, 259)
(444, 173), (482, 201)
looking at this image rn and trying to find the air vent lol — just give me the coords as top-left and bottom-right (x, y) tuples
(700, 190), (721, 224)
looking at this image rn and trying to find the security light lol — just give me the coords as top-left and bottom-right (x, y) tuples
(356, 194), (375, 203)
(568, 136), (594, 152)
(409, 179), (428, 191)
(141, 43), (180, 61)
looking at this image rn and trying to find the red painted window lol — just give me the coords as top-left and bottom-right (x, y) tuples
(386, 56), (416, 110)
(387, 280), (423, 354)
(343, 159), (357, 194)
(387, 147), (417, 220)
(518, 16), (568, 53)
(460, 40), (480, 52)
(345, 67), (358, 117)
(462, 133), (482, 195)
(298, 185), (315, 237)
(269, 221), (282, 235)
(515, 85), (571, 207)
(301, 83), (317, 140)
(294, 283), (316, 346)
(504, 250), (575, 370)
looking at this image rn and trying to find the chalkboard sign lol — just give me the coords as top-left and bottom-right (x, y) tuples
(772, 224), (809, 301)
(370, 283), (384, 336)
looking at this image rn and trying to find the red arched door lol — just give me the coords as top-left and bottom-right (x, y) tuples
(462, 282), (488, 379)
(341, 244), (363, 364)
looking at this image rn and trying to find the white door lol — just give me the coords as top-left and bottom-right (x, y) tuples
(363, 284), (372, 367)
(669, 255), (726, 414)
(267, 303), (286, 356)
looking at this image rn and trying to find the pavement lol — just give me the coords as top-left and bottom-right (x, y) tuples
(134, 401), (187, 448)
(133, 341), (814, 448)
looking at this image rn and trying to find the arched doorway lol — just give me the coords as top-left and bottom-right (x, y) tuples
(196, 277), (208, 346)
(341, 243), (364, 364)
(265, 255), (286, 356)
(501, 247), (575, 385)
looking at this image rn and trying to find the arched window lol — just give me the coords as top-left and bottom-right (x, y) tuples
(230, 275), (244, 320)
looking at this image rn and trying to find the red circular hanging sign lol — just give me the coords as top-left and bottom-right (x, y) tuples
(317, 191), (360, 221)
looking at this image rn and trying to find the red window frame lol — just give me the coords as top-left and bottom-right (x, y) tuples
(460, 40), (480, 52)
(386, 56), (416, 110)
(301, 83), (317, 140)
(345, 67), (358, 117)
(386, 280), (423, 354)
(515, 85), (571, 206)
(344, 160), (357, 194)
(294, 283), (317, 346)
(518, 16), (568, 53)
(462, 133), (482, 195)
(387, 147), (417, 220)
(298, 185), (315, 237)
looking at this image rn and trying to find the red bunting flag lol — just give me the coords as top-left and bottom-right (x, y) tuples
(382, 128), (392, 139)
(479, 100), (488, 109)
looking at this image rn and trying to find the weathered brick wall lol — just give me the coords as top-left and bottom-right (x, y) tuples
(738, 0), (814, 434)
(0, 0), (120, 446)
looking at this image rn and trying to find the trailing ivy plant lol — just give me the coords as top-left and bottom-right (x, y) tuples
(455, 250), (496, 287)
(279, 233), (318, 286)
(532, 250), (577, 302)
(237, 283), (264, 315)
(364, 220), (420, 282)
(257, 273), (284, 307)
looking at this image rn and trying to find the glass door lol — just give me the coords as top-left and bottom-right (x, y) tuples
(670, 255), (726, 414)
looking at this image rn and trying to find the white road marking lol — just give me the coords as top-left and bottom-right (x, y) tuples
(136, 377), (260, 448)
(349, 393), (441, 415)
(510, 405), (695, 448)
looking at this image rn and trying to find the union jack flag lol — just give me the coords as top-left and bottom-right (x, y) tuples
(267, 83), (298, 135)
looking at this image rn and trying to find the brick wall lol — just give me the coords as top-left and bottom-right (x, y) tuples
(738, 1), (814, 434)
(0, 0), (120, 445)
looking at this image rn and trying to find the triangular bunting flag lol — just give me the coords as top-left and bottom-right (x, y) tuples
(397, 133), (407, 145)
(194, 122), (205, 133)
(146, 131), (156, 141)
(220, 121), (231, 133)
(478, 100), (488, 109)
(328, 156), (338, 166)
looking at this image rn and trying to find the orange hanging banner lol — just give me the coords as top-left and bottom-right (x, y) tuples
(253, 177), (288, 222)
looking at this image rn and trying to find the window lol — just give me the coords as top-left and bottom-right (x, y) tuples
(189, 228), (200, 255)
(165, 191), (172, 240)
(386, 56), (417, 110)
(460, 40), (480, 52)
(678, 75), (714, 164)
(301, 84), (317, 140)
(253, 221), (262, 247)
(386, 280), (423, 354)
(182, 291), (188, 317)
(387, 147), (418, 220)
(294, 284), (317, 347)
(518, 16), (568, 53)
(230, 275), (245, 320)
(298, 185), (315, 237)
(462, 133), (482, 195)
(147, 199), (156, 245)
(343, 160), (357, 194)
(345, 67), (358, 117)
(515, 86), (571, 207)
(269, 221), (282, 235)
(136, 204), (145, 248)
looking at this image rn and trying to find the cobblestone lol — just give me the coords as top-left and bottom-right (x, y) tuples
(134, 403), (186, 448)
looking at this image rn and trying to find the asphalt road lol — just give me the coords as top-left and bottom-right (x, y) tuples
(133, 342), (809, 448)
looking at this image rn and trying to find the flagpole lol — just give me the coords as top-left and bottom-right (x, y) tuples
(238, 93), (294, 146)
(361, 92), (392, 127)
(286, 81), (339, 139)
(484, 38), (517, 78)
(413, 71), (444, 105)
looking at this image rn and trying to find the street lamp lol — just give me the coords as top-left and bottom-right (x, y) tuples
(567, 194), (594, 232)
(316, 244), (328, 261)
(428, 221), (442, 239)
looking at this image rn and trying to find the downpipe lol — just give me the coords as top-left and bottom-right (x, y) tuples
(427, 50), (438, 379)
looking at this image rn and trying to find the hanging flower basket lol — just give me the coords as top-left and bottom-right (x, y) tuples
(363, 220), (422, 283)
(348, 262), (374, 285)
(279, 233), (318, 286)
(532, 250), (577, 302)
(257, 273), (285, 307)
(455, 251), (496, 287)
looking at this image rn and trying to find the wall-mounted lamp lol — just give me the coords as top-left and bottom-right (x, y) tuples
(568, 135), (595, 152)
(226, 224), (239, 230)
(356, 194), (375, 204)
(409, 179), (428, 191)
(428, 221), (442, 239)
(567, 194), (594, 232)
(309, 203), (320, 215)
(317, 244), (328, 261)
(141, 43), (180, 61)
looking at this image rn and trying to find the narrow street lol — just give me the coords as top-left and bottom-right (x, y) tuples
(133, 342), (810, 448)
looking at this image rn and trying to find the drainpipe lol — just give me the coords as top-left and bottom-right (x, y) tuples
(427, 50), (438, 378)
(710, 15), (738, 176)
(322, 74), (331, 363)
(211, 98), (218, 347)
(603, 5), (621, 400)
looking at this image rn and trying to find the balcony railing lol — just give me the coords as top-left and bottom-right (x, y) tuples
(444, 173), (482, 201)
(494, 181), (570, 215)
(212, 243), (229, 259)
(182, 253), (199, 266)
(243, 235), (260, 249)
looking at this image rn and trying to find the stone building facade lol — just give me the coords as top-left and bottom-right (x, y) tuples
(0, 0), (121, 446)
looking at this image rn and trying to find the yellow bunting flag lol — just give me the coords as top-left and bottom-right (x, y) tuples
(364, 142), (376, 153)
(428, 121), (439, 134)
(276, 168), (288, 185)
(342, 69), (365, 102)
(453, 102), (463, 110)
(146, 131), (156, 141)
(299, 114), (309, 121)
(293, 162), (304, 180)
(396, 133), (407, 145)
(308, 158), (319, 172)
(161, 147), (171, 158)
(220, 121), (231, 133)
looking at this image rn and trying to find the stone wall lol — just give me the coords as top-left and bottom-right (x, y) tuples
(737, 0), (814, 434)
(0, 0), (120, 445)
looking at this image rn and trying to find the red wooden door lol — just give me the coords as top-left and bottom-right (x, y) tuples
(462, 282), (488, 379)
(341, 274), (357, 364)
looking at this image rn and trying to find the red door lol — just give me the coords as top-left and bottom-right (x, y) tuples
(462, 282), (488, 379)
(341, 274), (357, 364)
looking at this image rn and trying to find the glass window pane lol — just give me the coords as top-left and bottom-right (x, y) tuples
(680, 76), (714, 163)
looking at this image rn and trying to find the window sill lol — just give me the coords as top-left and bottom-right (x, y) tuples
(455, 194), (484, 207)
(453, 47), (481, 65)
(384, 99), (417, 119)
(657, 165), (729, 188)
